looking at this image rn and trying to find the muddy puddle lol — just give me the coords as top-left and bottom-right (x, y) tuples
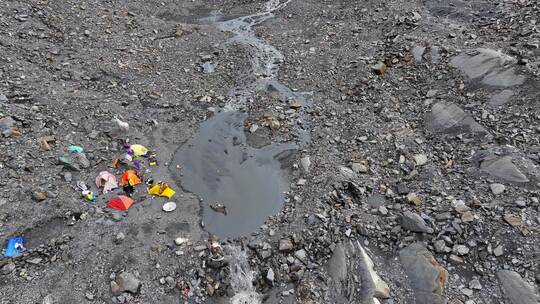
(170, 111), (296, 238)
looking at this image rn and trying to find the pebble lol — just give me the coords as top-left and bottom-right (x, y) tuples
(406, 193), (422, 206)
(469, 278), (482, 290)
(266, 268), (275, 284)
(413, 154), (428, 166)
(372, 62), (387, 75)
(490, 183), (506, 195)
(1, 263), (15, 275)
(33, 191), (47, 202)
(279, 239), (294, 251)
(493, 245), (504, 257)
(351, 162), (368, 173)
(461, 288), (473, 297)
(294, 249), (308, 264)
(85, 292), (94, 300)
(401, 211), (433, 233)
(115, 232), (125, 244)
(111, 272), (141, 295)
(455, 245), (470, 255)
(433, 240), (448, 253)
(300, 156), (311, 172)
(338, 166), (357, 180)
(175, 237), (188, 246)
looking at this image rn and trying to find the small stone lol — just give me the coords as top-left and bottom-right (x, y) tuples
(461, 211), (475, 222)
(455, 245), (470, 256)
(194, 245), (206, 251)
(85, 292), (94, 300)
(266, 268), (275, 284)
(351, 162), (368, 173)
(294, 249), (308, 264)
(270, 119), (280, 130)
(300, 156), (311, 172)
(338, 166), (357, 180)
(493, 245), (504, 257)
(289, 100), (302, 109)
(42, 295), (53, 304)
(433, 240), (447, 253)
(413, 154), (428, 166)
(63, 172), (72, 182)
(33, 191), (47, 202)
(406, 193), (422, 206)
(378, 206), (388, 215)
(27, 258), (42, 264)
(469, 278), (482, 290)
(503, 214), (522, 227)
(277, 240), (293, 254)
(165, 276), (175, 286)
(38, 138), (51, 151)
(401, 211), (433, 233)
(461, 288), (473, 297)
(1, 263), (15, 275)
(490, 183), (505, 195)
(175, 237), (188, 246)
(249, 124), (259, 133)
(515, 200), (526, 207)
(426, 90), (438, 98)
(449, 254), (464, 264)
(112, 272), (141, 295)
(372, 62), (387, 75)
(115, 232), (125, 244)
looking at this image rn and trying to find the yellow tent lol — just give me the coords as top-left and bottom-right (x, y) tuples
(148, 183), (175, 198)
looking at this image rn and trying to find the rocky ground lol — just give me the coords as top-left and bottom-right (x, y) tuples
(1, 0), (539, 304)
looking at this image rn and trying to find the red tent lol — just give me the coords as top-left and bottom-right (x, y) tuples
(107, 195), (133, 211)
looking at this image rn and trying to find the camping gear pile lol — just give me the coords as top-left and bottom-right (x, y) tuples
(72, 143), (176, 211)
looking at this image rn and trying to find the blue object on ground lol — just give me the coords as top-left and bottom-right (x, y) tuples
(4, 236), (25, 257)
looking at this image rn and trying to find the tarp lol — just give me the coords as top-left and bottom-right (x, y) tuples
(67, 145), (83, 153)
(4, 236), (25, 258)
(148, 183), (176, 198)
(129, 144), (148, 157)
(121, 170), (141, 186)
(107, 195), (133, 211)
(95, 171), (118, 194)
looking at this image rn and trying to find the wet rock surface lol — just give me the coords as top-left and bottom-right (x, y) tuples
(1, 0), (539, 303)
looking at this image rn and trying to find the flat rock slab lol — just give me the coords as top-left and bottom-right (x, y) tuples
(479, 155), (529, 183)
(497, 270), (540, 304)
(451, 48), (525, 87)
(426, 102), (487, 136)
(399, 243), (448, 304)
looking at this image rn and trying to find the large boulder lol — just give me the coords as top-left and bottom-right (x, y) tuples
(399, 243), (448, 304)
(497, 270), (540, 304)
(451, 48), (525, 87)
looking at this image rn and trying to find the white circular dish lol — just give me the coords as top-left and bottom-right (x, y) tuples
(163, 202), (177, 212)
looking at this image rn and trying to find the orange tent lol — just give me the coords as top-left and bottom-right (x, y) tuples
(121, 170), (141, 186)
(107, 195), (133, 211)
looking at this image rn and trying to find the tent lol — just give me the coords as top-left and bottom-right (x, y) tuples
(121, 170), (141, 186)
(148, 183), (176, 199)
(107, 195), (133, 211)
(128, 144), (148, 157)
(95, 171), (118, 194)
